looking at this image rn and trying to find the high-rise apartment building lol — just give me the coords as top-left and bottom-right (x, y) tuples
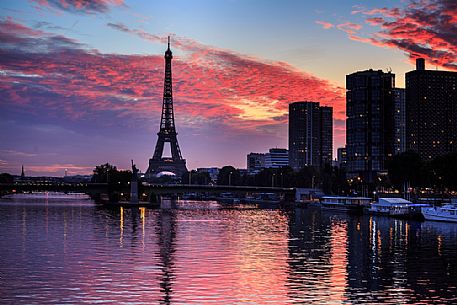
(346, 69), (395, 182)
(288, 102), (333, 171)
(406, 58), (457, 160)
(320, 106), (333, 166)
(394, 88), (406, 154)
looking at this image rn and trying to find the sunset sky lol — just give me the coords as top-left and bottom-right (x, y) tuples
(1, 0), (456, 176)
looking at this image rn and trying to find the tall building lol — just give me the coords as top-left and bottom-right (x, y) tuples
(288, 101), (333, 171)
(406, 58), (457, 160)
(346, 69), (395, 182)
(247, 153), (265, 174)
(393, 88), (406, 154)
(265, 148), (289, 169)
(320, 106), (333, 166)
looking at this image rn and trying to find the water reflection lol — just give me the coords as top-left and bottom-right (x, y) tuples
(0, 199), (457, 304)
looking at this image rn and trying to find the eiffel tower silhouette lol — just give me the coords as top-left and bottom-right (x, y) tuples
(146, 37), (188, 179)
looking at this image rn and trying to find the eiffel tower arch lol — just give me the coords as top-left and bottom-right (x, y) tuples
(145, 37), (188, 179)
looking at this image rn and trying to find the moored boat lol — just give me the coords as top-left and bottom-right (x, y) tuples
(421, 204), (457, 223)
(320, 196), (371, 213)
(368, 197), (412, 218)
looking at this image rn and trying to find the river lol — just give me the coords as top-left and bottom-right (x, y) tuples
(1, 197), (456, 304)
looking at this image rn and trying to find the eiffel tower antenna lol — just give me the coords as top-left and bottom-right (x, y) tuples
(146, 36), (188, 179)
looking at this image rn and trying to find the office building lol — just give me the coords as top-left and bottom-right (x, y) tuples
(265, 148), (289, 169)
(288, 101), (333, 171)
(406, 58), (457, 160)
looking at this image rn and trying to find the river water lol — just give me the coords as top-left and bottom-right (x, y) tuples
(0, 198), (456, 304)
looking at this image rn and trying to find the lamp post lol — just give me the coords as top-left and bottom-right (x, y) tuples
(272, 173), (275, 187)
(229, 171), (233, 186)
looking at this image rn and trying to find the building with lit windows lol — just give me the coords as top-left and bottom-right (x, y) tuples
(346, 69), (395, 182)
(394, 88), (406, 154)
(406, 58), (457, 160)
(264, 148), (289, 169)
(288, 101), (333, 171)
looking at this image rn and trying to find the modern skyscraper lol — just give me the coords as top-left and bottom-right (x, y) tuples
(406, 58), (457, 160)
(346, 69), (395, 182)
(393, 88), (406, 154)
(264, 148), (289, 169)
(146, 37), (187, 179)
(288, 101), (333, 171)
(320, 106), (333, 166)
(247, 153), (265, 174)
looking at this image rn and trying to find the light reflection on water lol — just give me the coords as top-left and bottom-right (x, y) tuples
(0, 199), (456, 304)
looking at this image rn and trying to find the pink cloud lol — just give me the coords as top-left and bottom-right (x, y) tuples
(0, 18), (346, 170)
(336, 22), (362, 35)
(315, 20), (334, 29)
(365, 17), (385, 26)
(348, 0), (457, 70)
(32, 0), (124, 14)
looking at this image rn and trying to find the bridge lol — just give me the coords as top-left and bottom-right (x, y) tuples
(0, 182), (296, 203)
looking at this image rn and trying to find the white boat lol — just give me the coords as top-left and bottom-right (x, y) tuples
(320, 196), (371, 213)
(422, 204), (457, 223)
(368, 197), (412, 218)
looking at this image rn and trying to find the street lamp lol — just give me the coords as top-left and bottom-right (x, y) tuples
(229, 171), (233, 186)
(272, 173), (276, 187)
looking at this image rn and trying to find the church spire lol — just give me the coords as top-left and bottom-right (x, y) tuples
(21, 165), (25, 179)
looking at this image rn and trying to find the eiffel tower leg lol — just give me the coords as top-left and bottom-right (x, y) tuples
(170, 135), (181, 160)
(153, 135), (165, 160)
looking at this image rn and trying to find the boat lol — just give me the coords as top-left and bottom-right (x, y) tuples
(421, 204), (457, 223)
(320, 196), (371, 213)
(368, 197), (412, 218)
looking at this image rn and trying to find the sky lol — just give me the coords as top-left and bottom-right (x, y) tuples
(0, 0), (456, 176)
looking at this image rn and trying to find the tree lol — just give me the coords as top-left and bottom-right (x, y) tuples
(92, 163), (117, 183)
(217, 166), (241, 185)
(0, 173), (14, 183)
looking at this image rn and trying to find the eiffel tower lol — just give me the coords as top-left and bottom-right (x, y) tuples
(146, 37), (188, 179)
